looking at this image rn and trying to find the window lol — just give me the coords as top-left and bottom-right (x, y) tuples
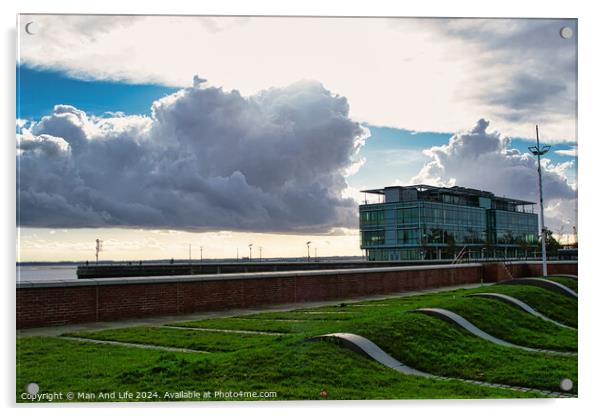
(360, 210), (384, 226)
(397, 207), (418, 224)
(361, 230), (385, 246)
(396, 228), (419, 245)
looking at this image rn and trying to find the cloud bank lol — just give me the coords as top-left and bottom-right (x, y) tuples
(18, 15), (576, 141)
(17, 79), (368, 232)
(412, 119), (577, 231)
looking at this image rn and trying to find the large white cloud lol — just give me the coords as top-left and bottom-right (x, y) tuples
(17, 79), (368, 232)
(411, 119), (577, 232)
(18, 15), (576, 142)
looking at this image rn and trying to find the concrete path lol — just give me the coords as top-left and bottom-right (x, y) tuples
(312, 332), (575, 398)
(501, 278), (577, 298)
(163, 325), (287, 336)
(18, 282), (489, 337)
(60, 336), (209, 353)
(301, 311), (356, 315)
(349, 303), (391, 307)
(414, 308), (576, 356)
(468, 293), (575, 330)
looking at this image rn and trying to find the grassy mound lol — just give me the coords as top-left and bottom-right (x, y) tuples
(427, 297), (577, 351)
(17, 280), (578, 401)
(547, 276), (578, 292)
(17, 336), (539, 402)
(472, 285), (577, 327)
(353, 313), (577, 394)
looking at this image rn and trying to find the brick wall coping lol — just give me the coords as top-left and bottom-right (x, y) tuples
(17, 263), (483, 289)
(505, 260), (577, 265)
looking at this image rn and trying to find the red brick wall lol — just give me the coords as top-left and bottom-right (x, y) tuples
(16, 262), (576, 329)
(526, 262), (578, 276)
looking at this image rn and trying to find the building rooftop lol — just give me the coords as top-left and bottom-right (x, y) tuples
(361, 184), (535, 209)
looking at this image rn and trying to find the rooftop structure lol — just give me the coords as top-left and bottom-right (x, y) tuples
(359, 184), (539, 261)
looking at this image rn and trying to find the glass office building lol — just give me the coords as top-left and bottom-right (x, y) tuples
(359, 185), (539, 261)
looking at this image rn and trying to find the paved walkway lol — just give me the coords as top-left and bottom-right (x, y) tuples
(18, 282), (489, 337)
(60, 336), (210, 353)
(163, 325), (287, 336)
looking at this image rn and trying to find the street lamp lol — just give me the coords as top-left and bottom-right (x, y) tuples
(248, 244), (253, 262)
(306, 241), (311, 262)
(528, 125), (551, 277)
(259, 246), (263, 262)
(200, 246), (203, 263)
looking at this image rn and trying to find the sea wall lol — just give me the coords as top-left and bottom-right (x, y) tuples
(16, 261), (577, 329)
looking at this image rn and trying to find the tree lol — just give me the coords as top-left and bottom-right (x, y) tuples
(541, 229), (561, 257)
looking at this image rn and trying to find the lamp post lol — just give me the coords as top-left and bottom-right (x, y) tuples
(200, 246), (203, 263)
(95, 238), (103, 264)
(259, 246), (262, 262)
(248, 244), (253, 262)
(306, 241), (311, 262)
(528, 125), (551, 277)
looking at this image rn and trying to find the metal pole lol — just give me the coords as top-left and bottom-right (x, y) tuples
(200, 246), (203, 263)
(530, 125), (549, 277)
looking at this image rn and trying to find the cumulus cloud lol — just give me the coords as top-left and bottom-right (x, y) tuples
(411, 119), (577, 231)
(17, 79), (369, 232)
(555, 146), (578, 157)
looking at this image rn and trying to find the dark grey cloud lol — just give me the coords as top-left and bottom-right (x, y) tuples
(17, 80), (368, 232)
(436, 19), (577, 128)
(412, 118), (577, 231)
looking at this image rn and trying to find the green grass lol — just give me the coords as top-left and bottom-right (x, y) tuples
(353, 313), (577, 393)
(427, 297), (577, 351)
(547, 276), (578, 292)
(206, 290), (577, 351)
(17, 336), (539, 402)
(17, 280), (578, 401)
(231, 311), (357, 321)
(471, 284), (577, 327)
(65, 326), (286, 352)
(174, 317), (337, 334)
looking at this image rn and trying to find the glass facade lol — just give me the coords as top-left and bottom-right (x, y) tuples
(360, 185), (539, 261)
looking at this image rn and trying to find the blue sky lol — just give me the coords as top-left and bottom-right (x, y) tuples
(17, 65), (177, 120)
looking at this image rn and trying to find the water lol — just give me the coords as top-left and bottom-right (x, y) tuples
(17, 265), (78, 281)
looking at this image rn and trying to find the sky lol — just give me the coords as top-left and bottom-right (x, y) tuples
(16, 15), (578, 261)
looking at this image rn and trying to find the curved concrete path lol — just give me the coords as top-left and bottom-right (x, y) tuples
(311, 333), (430, 376)
(467, 293), (575, 330)
(311, 332), (575, 398)
(414, 308), (576, 356)
(500, 278), (577, 298)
